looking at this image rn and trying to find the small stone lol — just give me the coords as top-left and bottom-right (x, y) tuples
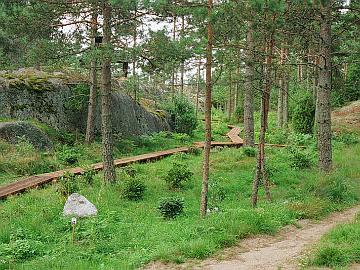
(63, 193), (97, 218)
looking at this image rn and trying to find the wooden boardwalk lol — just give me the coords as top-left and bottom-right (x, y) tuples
(0, 127), (243, 200)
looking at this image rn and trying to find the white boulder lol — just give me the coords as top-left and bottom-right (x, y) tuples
(63, 193), (97, 217)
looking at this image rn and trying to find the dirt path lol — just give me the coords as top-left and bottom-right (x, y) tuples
(145, 205), (360, 270)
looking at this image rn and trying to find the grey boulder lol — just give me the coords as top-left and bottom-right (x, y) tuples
(0, 121), (53, 151)
(63, 193), (97, 218)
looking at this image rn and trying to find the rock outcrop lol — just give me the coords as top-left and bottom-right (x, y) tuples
(0, 121), (53, 151)
(0, 70), (170, 137)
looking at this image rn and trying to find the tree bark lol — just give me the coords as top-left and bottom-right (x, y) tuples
(180, 15), (185, 94)
(252, 21), (275, 208)
(243, 19), (255, 146)
(196, 60), (201, 118)
(316, 0), (332, 172)
(200, 0), (213, 218)
(101, 0), (116, 183)
(228, 68), (232, 119)
(85, 10), (98, 144)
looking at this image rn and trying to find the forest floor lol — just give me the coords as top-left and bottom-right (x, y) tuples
(144, 102), (360, 270)
(145, 205), (360, 270)
(332, 100), (360, 133)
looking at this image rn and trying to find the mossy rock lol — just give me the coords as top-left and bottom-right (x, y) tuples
(0, 121), (53, 151)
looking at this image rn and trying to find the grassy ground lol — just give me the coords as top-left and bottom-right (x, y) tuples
(0, 117), (232, 186)
(0, 133), (359, 269)
(308, 208), (360, 269)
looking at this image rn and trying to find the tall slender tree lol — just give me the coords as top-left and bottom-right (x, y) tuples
(101, 0), (116, 183)
(316, 0), (333, 171)
(200, 0), (213, 218)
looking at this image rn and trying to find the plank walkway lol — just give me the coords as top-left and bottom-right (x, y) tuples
(0, 127), (243, 200)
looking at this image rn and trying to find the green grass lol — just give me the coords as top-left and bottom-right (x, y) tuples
(308, 213), (360, 269)
(0, 141), (359, 270)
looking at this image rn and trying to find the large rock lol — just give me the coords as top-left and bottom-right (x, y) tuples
(0, 121), (53, 151)
(63, 193), (97, 218)
(0, 70), (170, 137)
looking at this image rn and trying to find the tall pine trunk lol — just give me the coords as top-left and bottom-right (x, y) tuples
(101, 1), (116, 183)
(316, 0), (332, 171)
(200, 0), (213, 218)
(252, 23), (275, 208)
(243, 19), (255, 146)
(85, 10), (98, 144)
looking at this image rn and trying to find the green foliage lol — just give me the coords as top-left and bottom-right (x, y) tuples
(57, 172), (79, 197)
(208, 178), (226, 209)
(243, 147), (256, 157)
(310, 214), (360, 268)
(234, 105), (244, 123)
(64, 83), (90, 112)
(292, 90), (315, 134)
(158, 197), (185, 219)
(313, 245), (350, 267)
(121, 177), (147, 201)
(333, 131), (359, 145)
(315, 175), (357, 203)
(288, 147), (313, 169)
(164, 162), (193, 190)
(82, 169), (96, 186)
(57, 146), (80, 165)
(166, 96), (198, 136)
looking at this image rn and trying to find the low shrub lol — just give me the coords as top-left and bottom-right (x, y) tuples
(121, 177), (146, 201)
(57, 146), (80, 165)
(316, 175), (357, 203)
(333, 132), (359, 145)
(165, 95), (198, 136)
(243, 147), (256, 157)
(57, 172), (80, 196)
(292, 90), (315, 134)
(288, 147), (313, 169)
(82, 169), (96, 186)
(158, 197), (184, 219)
(312, 246), (350, 267)
(208, 178), (226, 209)
(164, 162), (193, 190)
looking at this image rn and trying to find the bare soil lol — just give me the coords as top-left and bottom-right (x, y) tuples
(144, 206), (360, 270)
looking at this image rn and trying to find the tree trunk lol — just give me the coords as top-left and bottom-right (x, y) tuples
(101, 1), (116, 183)
(200, 0), (213, 218)
(180, 15), (185, 94)
(252, 23), (275, 208)
(277, 46), (285, 127)
(316, 0), (332, 172)
(171, 14), (177, 96)
(243, 19), (255, 146)
(133, 6), (137, 101)
(228, 68), (232, 120)
(85, 10), (98, 144)
(196, 60), (201, 118)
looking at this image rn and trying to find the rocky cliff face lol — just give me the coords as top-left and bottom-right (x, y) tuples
(0, 70), (170, 136)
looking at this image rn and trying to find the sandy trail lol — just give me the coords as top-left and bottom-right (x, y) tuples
(145, 205), (360, 270)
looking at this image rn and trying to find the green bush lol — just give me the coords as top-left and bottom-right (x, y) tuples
(82, 169), (96, 186)
(57, 146), (80, 165)
(164, 162), (193, 190)
(166, 95), (197, 135)
(158, 197), (184, 219)
(292, 91), (315, 134)
(317, 176), (357, 203)
(333, 132), (359, 145)
(313, 246), (350, 267)
(57, 172), (80, 196)
(243, 147), (256, 157)
(208, 178), (226, 209)
(234, 105), (244, 123)
(288, 147), (313, 169)
(121, 177), (146, 201)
